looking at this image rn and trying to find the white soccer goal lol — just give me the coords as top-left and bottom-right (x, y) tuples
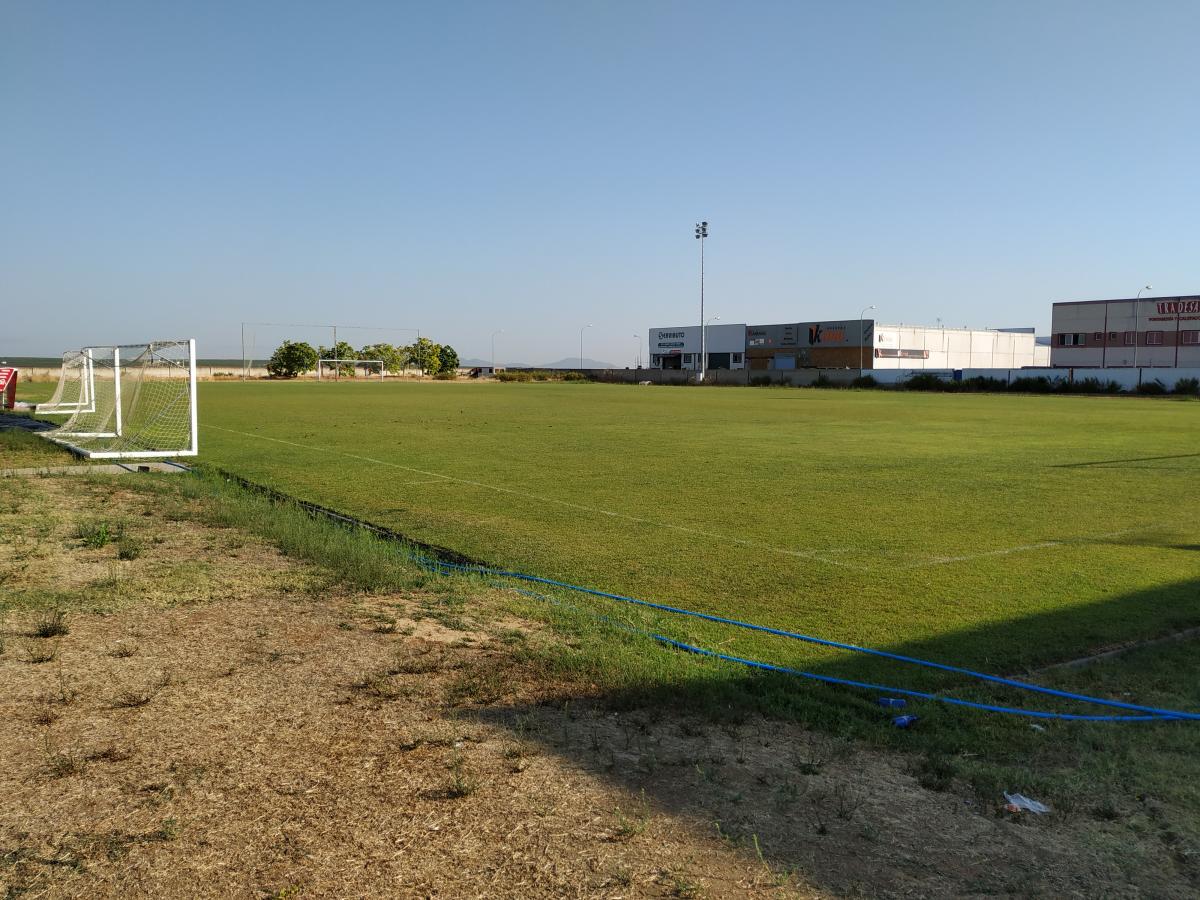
(38, 339), (198, 459)
(317, 358), (385, 381)
(37, 349), (97, 414)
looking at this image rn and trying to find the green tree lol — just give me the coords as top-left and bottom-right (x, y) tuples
(317, 341), (359, 376)
(359, 342), (405, 375)
(438, 345), (459, 372)
(266, 340), (318, 378)
(406, 337), (441, 375)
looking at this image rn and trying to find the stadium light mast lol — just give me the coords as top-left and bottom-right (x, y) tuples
(580, 324), (593, 371)
(633, 333), (641, 369)
(1132, 284), (1152, 372)
(695, 221), (708, 382)
(491, 329), (504, 373)
(859, 305), (877, 376)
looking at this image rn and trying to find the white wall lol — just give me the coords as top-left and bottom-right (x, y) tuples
(869, 367), (1200, 391)
(872, 326), (1042, 369)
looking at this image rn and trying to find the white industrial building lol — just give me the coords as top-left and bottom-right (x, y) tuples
(872, 325), (1050, 370)
(649, 320), (1048, 371)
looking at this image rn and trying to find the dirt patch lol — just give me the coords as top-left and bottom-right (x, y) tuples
(0, 475), (1189, 898)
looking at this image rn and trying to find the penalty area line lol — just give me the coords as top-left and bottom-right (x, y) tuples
(905, 525), (1158, 568)
(202, 424), (862, 570)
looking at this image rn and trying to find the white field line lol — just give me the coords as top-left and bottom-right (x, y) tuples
(907, 525), (1154, 568)
(203, 425), (862, 570)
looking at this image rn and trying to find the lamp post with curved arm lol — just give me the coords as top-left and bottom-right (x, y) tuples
(859, 305), (877, 376)
(580, 324), (593, 371)
(490, 330), (503, 374)
(1132, 285), (1152, 372)
(704, 315), (720, 377)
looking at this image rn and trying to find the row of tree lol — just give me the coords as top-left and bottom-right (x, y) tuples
(266, 338), (460, 378)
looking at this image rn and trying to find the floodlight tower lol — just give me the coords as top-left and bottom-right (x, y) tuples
(695, 221), (708, 382)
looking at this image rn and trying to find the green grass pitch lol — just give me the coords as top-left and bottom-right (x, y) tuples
(194, 380), (1200, 683)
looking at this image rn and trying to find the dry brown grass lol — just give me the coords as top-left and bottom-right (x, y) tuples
(0, 475), (1182, 898)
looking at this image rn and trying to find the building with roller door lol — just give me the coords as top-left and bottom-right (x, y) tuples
(648, 324), (747, 371)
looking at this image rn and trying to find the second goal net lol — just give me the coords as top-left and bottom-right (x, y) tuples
(37, 339), (199, 459)
(317, 358), (385, 380)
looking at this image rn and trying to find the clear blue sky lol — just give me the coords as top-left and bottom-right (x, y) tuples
(3, 1), (1197, 364)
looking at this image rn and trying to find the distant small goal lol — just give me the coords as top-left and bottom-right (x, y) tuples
(37, 339), (198, 459)
(317, 359), (385, 380)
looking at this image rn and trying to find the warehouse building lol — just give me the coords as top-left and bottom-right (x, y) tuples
(648, 324), (747, 370)
(649, 319), (1047, 371)
(1050, 295), (1200, 368)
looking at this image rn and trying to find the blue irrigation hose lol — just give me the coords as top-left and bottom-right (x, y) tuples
(415, 555), (1200, 722)
(499, 584), (1185, 723)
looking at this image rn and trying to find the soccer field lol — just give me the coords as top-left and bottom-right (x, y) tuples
(195, 381), (1200, 680)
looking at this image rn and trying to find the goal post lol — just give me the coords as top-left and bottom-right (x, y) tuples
(38, 339), (199, 459)
(317, 359), (385, 381)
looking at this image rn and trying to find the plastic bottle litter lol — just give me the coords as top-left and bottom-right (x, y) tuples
(892, 715), (919, 728)
(877, 697), (907, 709)
(1003, 792), (1050, 814)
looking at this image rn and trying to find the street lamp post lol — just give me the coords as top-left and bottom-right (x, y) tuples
(704, 315), (720, 378)
(491, 330), (504, 374)
(859, 305), (877, 376)
(580, 324), (593, 371)
(695, 221), (708, 382)
(1132, 285), (1152, 374)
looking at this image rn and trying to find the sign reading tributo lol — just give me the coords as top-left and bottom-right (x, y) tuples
(654, 330), (687, 349)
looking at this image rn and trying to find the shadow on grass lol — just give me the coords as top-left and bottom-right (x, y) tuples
(1052, 452), (1200, 468)
(461, 576), (1200, 895)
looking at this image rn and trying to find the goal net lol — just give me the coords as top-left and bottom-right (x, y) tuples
(317, 359), (385, 380)
(38, 339), (198, 459)
(38, 350), (97, 414)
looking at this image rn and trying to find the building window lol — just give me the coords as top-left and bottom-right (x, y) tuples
(1058, 333), (1086, 346)
(1093, 332), (1103, 341)
(1182, 331), (1200, 345)
(731, 353), (743, 363)
(1108, 332), (1119, 340)
(682, 353), (693, 363)
(1146, 331), (1164, 346)
(1123, 332), (1135, 345)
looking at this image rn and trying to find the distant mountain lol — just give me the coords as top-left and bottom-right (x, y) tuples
(459, 357), (621, 369)
(537, 357), (621, 370)
(460, 358), (534, 368)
